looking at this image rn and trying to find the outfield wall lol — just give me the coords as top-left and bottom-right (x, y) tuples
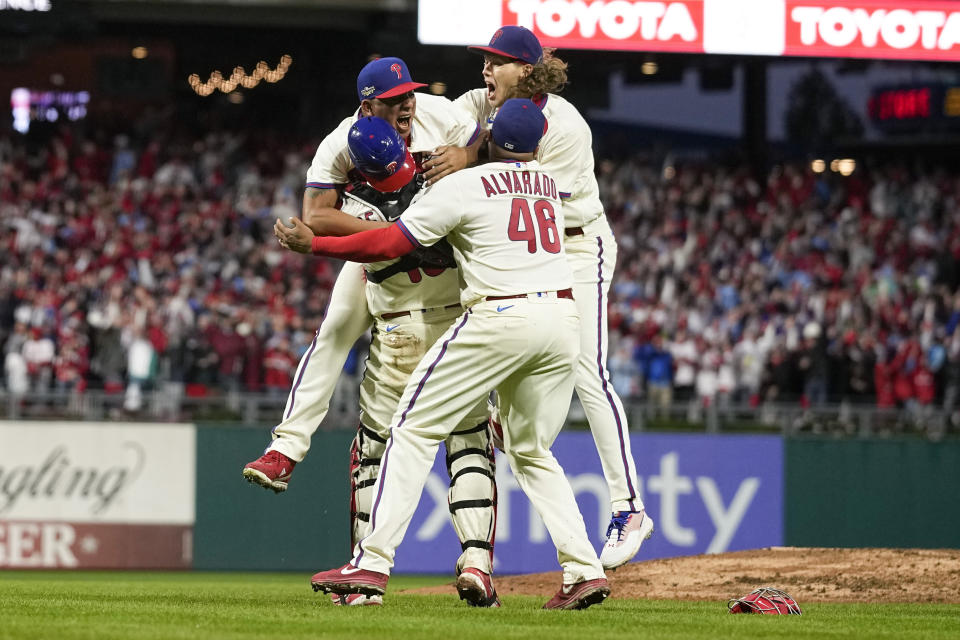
(1, 422), (958, 571)
(786, 439), (960, 548)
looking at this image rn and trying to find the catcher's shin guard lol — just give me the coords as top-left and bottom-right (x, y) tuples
(349, 422), (388, 549)
(445, 421), (497, 575)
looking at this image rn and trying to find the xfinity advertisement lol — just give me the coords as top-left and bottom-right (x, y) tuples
(393, 432), (783, 574)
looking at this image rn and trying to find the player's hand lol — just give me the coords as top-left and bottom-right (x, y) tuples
(423, 130), (491, 184)
(274, 217), (315, 254)
(423, 145), (466, 185)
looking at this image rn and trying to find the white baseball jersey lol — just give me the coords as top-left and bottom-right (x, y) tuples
(454, 89), (603, 229)
(457, 90), (644, 516)
(306, 93), (481, 189)
(348, 159), (603, 581)
(338, 191), (461, 318)
(396, 159), (573, 307)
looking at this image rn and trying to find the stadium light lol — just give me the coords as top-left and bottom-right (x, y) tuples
(837, 159), (856, 176)
(132, 47), (148, 60)
(811, 159), (826, 173)
(189, 55), (291, 96)
(641, 61), (659, 75)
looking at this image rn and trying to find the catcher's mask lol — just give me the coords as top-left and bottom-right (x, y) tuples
(728, 587), (802, 615)
(348, 116), (417, 193)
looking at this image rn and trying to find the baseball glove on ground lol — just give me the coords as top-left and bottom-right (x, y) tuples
(727, 587), (802, 615)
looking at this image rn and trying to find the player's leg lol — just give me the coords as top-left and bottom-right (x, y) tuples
(495, 299), (608, 608)
(349, 423), (387, 548)
(243, 262), (372, 492)
(347, 308), (518, 576)
(330, 423), (387, 606)
(337, 308), (439, 607)
(445, 408), (498, 606)
(354, 307), (498, 604)
(566, 220), (653, 569)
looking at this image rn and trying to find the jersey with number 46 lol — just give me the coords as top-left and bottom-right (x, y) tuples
(396, 159), (573, 308)
(340, 189), (461, 317)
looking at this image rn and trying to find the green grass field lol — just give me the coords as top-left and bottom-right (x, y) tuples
(2, 571), (958, 640)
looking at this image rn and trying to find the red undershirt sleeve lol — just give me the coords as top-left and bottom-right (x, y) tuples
(310, 223), (416, 262)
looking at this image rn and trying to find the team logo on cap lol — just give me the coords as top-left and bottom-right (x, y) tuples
(384, 160), (398, 173)
(491, 28), (503, 43)
(391, 63), (402, 79)
(361, 85), (376, 97)
(503, 141), (515, 150)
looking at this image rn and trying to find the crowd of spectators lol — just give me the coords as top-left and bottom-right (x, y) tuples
(0, 123), (356, 414)
(2, 120), (960, 431)
(599, 156), (960, 430)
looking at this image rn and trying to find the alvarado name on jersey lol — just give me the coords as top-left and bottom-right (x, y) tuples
(480, 169), (558, 200)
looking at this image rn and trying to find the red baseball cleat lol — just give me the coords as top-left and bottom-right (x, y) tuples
(456, 568), (501, 608)
(242, 450), (296, 493)
(542, 578), (610, 610)
(311, 564), (389, 597)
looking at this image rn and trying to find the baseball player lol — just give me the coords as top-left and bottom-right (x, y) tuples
(424, 26), (653, 570)
(243, 58), (499, 607)
(295, 98), (610, 610)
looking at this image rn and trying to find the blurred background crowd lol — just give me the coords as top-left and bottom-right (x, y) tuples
(0, 124), (362, 414)
(2, 122), (959, 430)
(3, 0), (960, 435)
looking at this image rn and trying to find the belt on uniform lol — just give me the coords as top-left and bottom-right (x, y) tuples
(565, 227), (583, 237)
(381, 303), (462, 320)
(486, 288), (573, 302)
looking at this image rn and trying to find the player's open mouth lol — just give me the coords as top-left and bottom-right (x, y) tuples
(486, 82), (496, 102)
(396, 115), (411, 131)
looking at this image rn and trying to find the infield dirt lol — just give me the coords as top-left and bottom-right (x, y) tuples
(407, 547), (960, 603)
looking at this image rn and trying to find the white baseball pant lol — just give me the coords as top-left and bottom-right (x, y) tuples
(565, 215), (643, 513)
(269, 262), (372, 462)
(353, 296), (605, 584)
(266, 263), (496, 574)
(351, 305), (494, 574)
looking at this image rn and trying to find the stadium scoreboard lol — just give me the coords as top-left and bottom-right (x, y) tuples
(868, 84), (960, 133)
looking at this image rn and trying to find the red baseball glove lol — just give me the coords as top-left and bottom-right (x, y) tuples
(728, 587), (802, 615)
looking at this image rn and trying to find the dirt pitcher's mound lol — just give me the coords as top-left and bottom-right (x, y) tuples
(407, 548), (960, 603)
